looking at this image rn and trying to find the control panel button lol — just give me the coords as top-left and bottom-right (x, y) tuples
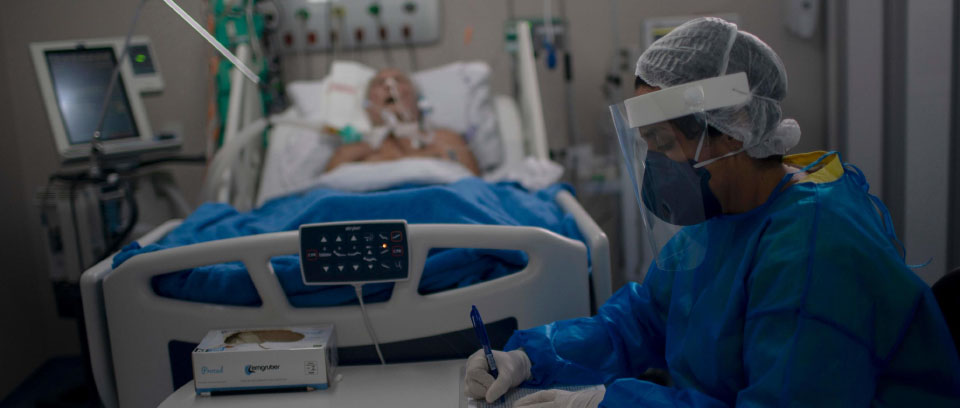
(300, 221), (409, 284)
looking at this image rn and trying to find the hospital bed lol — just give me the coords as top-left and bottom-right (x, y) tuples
(80, 22), (611, 408)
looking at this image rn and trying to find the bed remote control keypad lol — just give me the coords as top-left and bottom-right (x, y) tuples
(299, 221), (409, 284)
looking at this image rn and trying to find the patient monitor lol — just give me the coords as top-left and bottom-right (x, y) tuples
(30, 37), (178, 161)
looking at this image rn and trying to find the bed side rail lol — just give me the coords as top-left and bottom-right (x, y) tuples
(102, 223), (590, 407)
(79, 219), (183, 408)
(555, 190), (612, 309)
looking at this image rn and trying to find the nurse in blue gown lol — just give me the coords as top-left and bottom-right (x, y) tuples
(462, 17), (960, 408)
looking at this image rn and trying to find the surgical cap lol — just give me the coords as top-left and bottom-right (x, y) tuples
(636, 17), (801, 158)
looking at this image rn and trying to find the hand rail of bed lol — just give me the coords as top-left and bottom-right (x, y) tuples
(556, 189), (612, 310)
(105, 224), (587, 317)
(100, 222), (591, 407)
(80, 219), (183, 408)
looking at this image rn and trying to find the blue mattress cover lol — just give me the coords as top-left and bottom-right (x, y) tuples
(113, 178), (587, 307)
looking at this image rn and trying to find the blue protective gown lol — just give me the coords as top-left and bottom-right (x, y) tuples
(505, 152), (960, 406)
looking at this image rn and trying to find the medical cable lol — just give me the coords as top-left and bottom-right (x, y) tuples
(374, 14), (395, 66)
(90, 0), (148, 179)
(557, 0), (579, 149)
(326, 2), (342, 75)
(245, 0), (264, 64)
(161, 0), (260, 85)
(67, 181), (86, 273)
(354, 28), (367, 65)
(102, 181), (139, 258)
(136, 154), (207, 168)
(403, 26), (419, 71)
(297, 9), (310, 79)
(353, 284), (387, 365)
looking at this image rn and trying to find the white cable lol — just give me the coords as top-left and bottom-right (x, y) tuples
(245, 0), (264, 63)
(353, 284), (386, 365)
(161, 0), (260, 84)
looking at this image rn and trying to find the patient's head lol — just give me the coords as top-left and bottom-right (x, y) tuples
(365, 68), (421, 126)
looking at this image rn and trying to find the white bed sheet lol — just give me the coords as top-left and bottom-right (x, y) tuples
(257, 156), (564, 207)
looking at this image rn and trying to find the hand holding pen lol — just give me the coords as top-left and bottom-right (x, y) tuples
(463, 305), (533, 403)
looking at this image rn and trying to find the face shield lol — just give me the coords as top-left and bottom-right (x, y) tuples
(612, 72), (752, 270)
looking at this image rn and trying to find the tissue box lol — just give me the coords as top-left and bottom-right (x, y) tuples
(192, 325), (337, 394)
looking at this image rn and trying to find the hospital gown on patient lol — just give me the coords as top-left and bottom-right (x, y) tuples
(505, 152), (960, 407)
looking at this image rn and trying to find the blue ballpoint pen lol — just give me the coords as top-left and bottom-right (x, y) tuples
(471, 305), (499, 379)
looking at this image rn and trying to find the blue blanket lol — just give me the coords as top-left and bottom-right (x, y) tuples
(113, 179), (586, 307)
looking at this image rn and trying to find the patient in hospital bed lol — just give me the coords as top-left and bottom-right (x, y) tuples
(117, 62), (580, 310)
(324, 69), (481, 175)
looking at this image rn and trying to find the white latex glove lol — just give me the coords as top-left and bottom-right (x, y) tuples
(514, 387), (606, 408)
(463, 349), (532, 403)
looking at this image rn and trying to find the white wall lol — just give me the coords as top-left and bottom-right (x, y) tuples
(836, 0), (957, 283)
(289, 0), (827, 157)
(0, 0), (828, 396)
(903, 0), (954, 283)
(0, 0), (211, 397)
(0, 18), (49, 397)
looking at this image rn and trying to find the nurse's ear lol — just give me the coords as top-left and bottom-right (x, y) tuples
(712, 134), (743, 156)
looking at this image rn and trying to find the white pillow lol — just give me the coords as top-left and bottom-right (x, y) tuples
(412, 62), (502, 171)
(285, 61), (504, 172)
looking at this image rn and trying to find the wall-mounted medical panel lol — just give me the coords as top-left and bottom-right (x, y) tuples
(264, 0), (441, 54)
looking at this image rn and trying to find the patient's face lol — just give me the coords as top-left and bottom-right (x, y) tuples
(366, 69), (421, 126)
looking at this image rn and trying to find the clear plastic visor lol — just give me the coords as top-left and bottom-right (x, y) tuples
(611, 103), (713, 271)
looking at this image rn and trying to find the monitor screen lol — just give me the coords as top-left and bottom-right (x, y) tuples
(44, 47), (140, 145)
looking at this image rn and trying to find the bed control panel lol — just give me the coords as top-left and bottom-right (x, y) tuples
(299, 220), (409, 284)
